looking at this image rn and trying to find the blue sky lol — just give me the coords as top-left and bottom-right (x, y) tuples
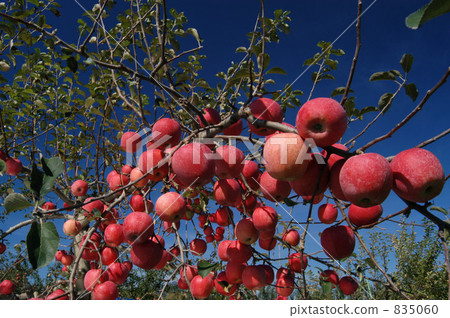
(2, 0), (450, 292)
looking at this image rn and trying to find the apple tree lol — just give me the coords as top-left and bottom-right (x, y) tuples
(0, 0), (449, 300)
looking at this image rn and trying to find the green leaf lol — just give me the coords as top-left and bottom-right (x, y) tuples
(30, 163), (44, 198)
(430, 206), (448, 216)
(186, 28), (201, 44)
(369, 71), (397, 81)
(42, 157), (63, 177)
(4, 193), (32, 213)
(26, 222), (60, 270)
(400, 54), (414, 73)
(405, 0), (450, 29)
(266, 67), (287, 75)
(284, 198), (300, 207)
(67, 56), (78, 73)
(378, 92), (394, 113)
(404, 83), (419, 101)
(331, 87), (354, 97)
(320, 281), (332, 295)
(197, 260), (218, 278)
(235, 47), (247, 53)
(364, 257), (377, 269)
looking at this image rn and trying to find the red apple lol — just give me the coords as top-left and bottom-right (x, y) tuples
(282, 229), (300, 246)
(104, 223), (125, 247)
(123, 212), (154, 244)
(240, 160), (261, 190)
(218, 240), (232, 261)
(234, 218), (259, 245)
(42, 202), (56, 211)
(247, 98), (283, 136)
(275, 275), (295, 297)
(242, 265), (266, 290)
(215, 145), (245, 179)
(71, 179), (88, 196)
(190, 275), (214, 300)
(61, 254), (73, 266)
(317, 203), (338, 224)
(348, 204), (383, 227)
(226, 240), (253, 263)
(84, 269), (109, 291)
(223, 119), (243, 136)
(226, 261), (247, 284)
(288, 253), (308, 273)
(130, 240), (164, 270)
(214, 271), (238, 296)
(320, 269), (339, 285)
(259, 236), (277, 251)
(390, 148), (445, 203)
(259, 171), (291, 202)
(215, 207), (233, 227)
(129, 168), (149, 188)
(130, 194), (153, 212)
(213, 179), (242, 207)
(155, 192), (186, 223)
(252, 206), (278, 232)
(55, 250), (67, 262)
(295, 97), (347, 148)
(339, 276), (358, 295)
(321, 143), (348, 169)
(120, 131), (142, 153)
(101, 247), (119, 265)
(92, 281), (119, 300)
(198, 108), (221, 127)
(321, 225), (355, 260)
(263, 132), (310, 181)
(138, 149), (169, 181)
(121, 164), (133, 174)
(260, 264), (275, 285)
(329, 159), (347, 201)
(339, 153), (392, 207)
(0, 280), (14, 295)
(0, 242), (5, 255)
(107, 262), (130, 285)
(5, 157), (22, 176)
(149, 117), (181, 149)
(46, 289), (68, 300)
(190, 238), (207, 255)
(171, 143), (215, 187)
(289, 155), (329, 196)
(265, 122), (295, 141)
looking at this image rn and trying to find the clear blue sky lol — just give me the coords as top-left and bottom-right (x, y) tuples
(2, 0), (449, 288)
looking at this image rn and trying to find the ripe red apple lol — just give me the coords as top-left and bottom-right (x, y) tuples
(61, 254), (73, 266)
(234, 218), (259, 245)
(198, 107), (221, 127)
(71, 179), (88, 196)
(123, 212), (154, 244)
(214, 271), (238, 296)
(63, 219), (82, 236)
(109, 173), (130, 191)
(215, 145), (245, 179)
(84, 269), (109, 291)
(289, 155), (329, 196)
(252, 206), (278, 233)
(130, 240), (164, 270)
(55, 250), (67, 262)
(295, 97), (347, 148)
(259, 171), (291, 202)
(138, 149), (169, 181)
(282, 229), (300, 246)
(5, 157), (22, 176)
(0, 280), (15, 295)
(80, 233), (102, 261)
(288, 253), (308, 273)
(180, 265), (198, 283)
(46, 289), (68, 300)
(190, 238), (207, 255)
(42, 202), (56, 211)
(263, 132), (310, 181)
(240, 160), (261, 190)
(265, 122), (295, 141)
(121, 164), (133, 174)
(149, 117), (181, 149)
(101, 247), (119, 265)
(321, 143), (349, 169)
(348, 204), (383, 227)
(223, 119), (243, 136)
(226, 240), (253, 263)
(259, 236), (277, 251)
(0, 242), (5, 255)
(303, 193), (325, 204)
(242, 265), (267, 290)
(104, 223), (125, 247)
(190, 275), (214, 300)
(339, 153), (393, 207)
(339, 276), (358, 295)
(218, 240), (232, 261)
(129, 167), (149, 188)
(92, 281), (119, 300)
(317, 203), (338, 224)
(247, 97), (283, 136)
(215, 207), (233, 226)
(390, 148), (445, 203)
(260, 264), (275, 285)
(130, 194), (153, 212)
(107, 262), (130, 285)
(171, 143), (215, 187)
(321, 225), (355, 260)
(226, 261), (247, 284)
(155, 192), (186, 222)
(320, 269), (339, 285)
(213, 179), (242, 207)
(329, 159), (347, 201)
(275, 275), (295, 297)
(120, 131), (142, 153)
(237, 193), (258, 215)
